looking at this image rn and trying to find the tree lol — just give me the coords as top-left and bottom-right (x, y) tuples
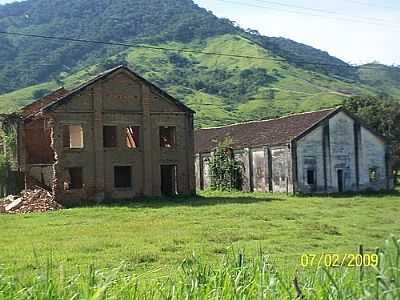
(209, 137), (243, 191)
(343, 95), (400, 182)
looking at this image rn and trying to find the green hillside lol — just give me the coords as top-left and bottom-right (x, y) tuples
(0, 34), (377, 127)
(0, 0), (399, 127)
(0, 0), (235, 94)
(358, 64), (400, 98)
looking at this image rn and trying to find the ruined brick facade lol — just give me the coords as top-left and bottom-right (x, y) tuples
(195, 108), (393, 194)
(7, 66), (196, 205)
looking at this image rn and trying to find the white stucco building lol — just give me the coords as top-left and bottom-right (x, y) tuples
(195, 107), (393, 194)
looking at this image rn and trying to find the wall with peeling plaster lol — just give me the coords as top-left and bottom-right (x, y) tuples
(359, 127), (387, 190)
(296, 111), (389, 193)
(271, 147), (292, 193)
(196, 111), (390, 194)
(251, 148), (266, 192)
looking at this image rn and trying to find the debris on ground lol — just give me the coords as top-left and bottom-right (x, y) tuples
(0, 187), (63, 214)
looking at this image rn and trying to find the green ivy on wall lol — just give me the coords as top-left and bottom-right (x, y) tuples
(209, 138), (243, 191)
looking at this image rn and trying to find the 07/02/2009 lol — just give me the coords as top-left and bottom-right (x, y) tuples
(300, 253), (378, 267)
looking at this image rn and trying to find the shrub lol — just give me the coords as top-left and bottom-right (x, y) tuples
(209, 137), (243, 191)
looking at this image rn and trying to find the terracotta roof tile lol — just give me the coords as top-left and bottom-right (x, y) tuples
(20, 87), (69, 118)
(195, 107), (339, 153)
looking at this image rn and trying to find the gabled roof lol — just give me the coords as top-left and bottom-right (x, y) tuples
(195, 107), (341, 153)
(32, 65), (194, 116)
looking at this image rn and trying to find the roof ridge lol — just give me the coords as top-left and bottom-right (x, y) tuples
(198, 106), (341, 130)
(37, 65), (194, 115)
(56, 65), (124, 99)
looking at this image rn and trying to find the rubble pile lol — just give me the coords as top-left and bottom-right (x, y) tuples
(0, 187), (63, 214)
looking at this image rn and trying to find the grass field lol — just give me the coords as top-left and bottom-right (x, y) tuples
(0, 237), (398, 299)
(1, 190), (399, 278)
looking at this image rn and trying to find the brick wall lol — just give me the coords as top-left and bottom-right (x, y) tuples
(37, 69), (194, 205)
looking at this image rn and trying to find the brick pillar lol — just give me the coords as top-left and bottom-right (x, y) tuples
(17, 121), (27, 189)
(385, 146), (393, 190)
(49, 117), (63, 201)
(286, 144), (294, 194)
(186, 114), (196, 194)
(290, 142), (298, 194)
(17, 121), (26, 171)
(142, 85), (154, 196)
(195, 153), (201, 190)
(242, 148), (251, 192)
(266, 147), (273, 192)
(93, 86), (105, 201)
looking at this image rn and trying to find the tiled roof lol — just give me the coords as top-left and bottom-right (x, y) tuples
(20, 87), (69, 118)
(195, 107), (340, 153)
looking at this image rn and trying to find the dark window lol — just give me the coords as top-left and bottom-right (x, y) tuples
(103, 126), (117, 148)
(307, 169), (315, 185)
(65, 167), (83, 190)
(63, 125), (84, 149)
(337, 169), (344, 192)
(114, 166), (132, 188)
(369, 168), (378, 182)
(160, 127), (176, 148)
(126, 126), (140, 149)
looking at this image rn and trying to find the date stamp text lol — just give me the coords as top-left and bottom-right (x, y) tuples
(300, 253), (379, 267)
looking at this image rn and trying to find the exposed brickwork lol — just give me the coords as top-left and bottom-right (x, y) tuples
(12, 66), (195, 205)
(24, 118), (54, 164)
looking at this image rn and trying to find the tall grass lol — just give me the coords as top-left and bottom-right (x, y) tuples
(0, 237), (399, 299)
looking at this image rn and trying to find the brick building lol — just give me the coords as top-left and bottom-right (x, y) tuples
(2, 66), (196, 205)
(195, 107), (393, 194)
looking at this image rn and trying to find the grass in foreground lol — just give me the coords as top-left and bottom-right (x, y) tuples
(0, 190), (399, 277)
(0, 237), (399, 299)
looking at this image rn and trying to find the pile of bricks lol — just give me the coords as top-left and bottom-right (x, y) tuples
(0, 187), (63, 214)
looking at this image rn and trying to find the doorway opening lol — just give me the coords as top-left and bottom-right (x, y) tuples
(337, 169), (344, 193)
(161, 165), (177, 196)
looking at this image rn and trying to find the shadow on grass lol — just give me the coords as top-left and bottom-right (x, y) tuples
(95, 194), (284, 209)
(295, 189), (400, 199)
(68, 189), (400, 209)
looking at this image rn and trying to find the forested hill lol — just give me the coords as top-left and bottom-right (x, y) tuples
(0, 0), (236, 92)
(0, 0), (399, 127)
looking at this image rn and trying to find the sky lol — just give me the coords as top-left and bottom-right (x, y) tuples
(194, 0), (400, 65)
(0, 0), (399, 65)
